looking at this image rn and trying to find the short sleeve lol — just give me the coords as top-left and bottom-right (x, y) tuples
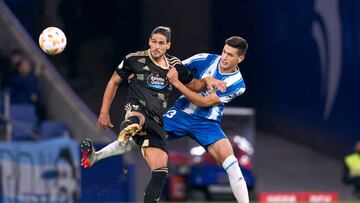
(115, 58), (133, 79)
(182, 53), (209, 71)
(174, 63), (194, 84)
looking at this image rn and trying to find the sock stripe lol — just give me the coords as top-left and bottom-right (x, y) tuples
(153, 167), (168, 173)
(224, 160), (237, 171)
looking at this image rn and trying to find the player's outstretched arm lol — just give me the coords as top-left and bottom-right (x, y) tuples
(97, 72), (123, 130)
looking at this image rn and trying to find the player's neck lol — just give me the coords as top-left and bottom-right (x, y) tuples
(148, 50), (169, 69)
(220, 65), (237, 74)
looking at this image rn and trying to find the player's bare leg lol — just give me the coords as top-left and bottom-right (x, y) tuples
(208, 138), (249, 203)
(80, 138), (136, 168)
(142, 147), (168, 203)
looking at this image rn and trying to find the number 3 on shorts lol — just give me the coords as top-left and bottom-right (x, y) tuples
(165, 110), (177, 118)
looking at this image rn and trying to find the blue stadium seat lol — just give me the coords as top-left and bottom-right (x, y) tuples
(11, 121), (36, 140)
(40, 121), (69, 139)
(10, 104), (38, 123)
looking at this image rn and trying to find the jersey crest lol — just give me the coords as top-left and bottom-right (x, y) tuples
(147, 72), (168, 90)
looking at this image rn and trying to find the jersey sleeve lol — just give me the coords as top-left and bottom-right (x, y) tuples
(115, 57), (133, 79)
(216, 74), (246, 104)
(168, 55), (194, 84)
(174, 63), (194, 84)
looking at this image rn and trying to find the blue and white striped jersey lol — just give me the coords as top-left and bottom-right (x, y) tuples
(173, 53), (246, 122)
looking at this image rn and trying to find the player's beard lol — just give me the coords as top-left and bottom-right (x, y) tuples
(150, 49), (164, 60)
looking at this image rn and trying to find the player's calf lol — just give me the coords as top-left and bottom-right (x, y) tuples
(144, 166), (168, 203)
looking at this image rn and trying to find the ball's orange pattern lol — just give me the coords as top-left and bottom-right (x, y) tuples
(38, 27), (67, 55)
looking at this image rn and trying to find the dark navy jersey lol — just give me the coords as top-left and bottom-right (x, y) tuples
(116, 50), (194, 122)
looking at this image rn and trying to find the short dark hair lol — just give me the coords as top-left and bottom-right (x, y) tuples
(150, 26), (171, 42)
(225, 36), (248, 55)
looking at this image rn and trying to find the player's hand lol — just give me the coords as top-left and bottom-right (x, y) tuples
(167, 66), (180, 84)
(204, 77), (227, 92)
(96, 112), (114, 130)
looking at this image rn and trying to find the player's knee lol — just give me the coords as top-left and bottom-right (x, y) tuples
(120, 115), (142, 131)
(127, 115), (141, 124)
(222, 154), (238, 170)
(144, 166), (168, 202)
(126, 112), (145, 124)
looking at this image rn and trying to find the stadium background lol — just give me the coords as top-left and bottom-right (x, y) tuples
(1, 0), (360, 202)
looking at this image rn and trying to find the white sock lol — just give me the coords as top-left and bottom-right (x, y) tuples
(93, 138), (136, 164)
(222, 155), (249, 203)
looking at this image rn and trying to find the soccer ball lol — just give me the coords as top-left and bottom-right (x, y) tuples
(38, 27), (67, 55)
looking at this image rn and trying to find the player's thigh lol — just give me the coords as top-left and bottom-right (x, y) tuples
(191, 121), (226, 148)
(207, 138), (235, 164)
(123, 102), (147, 128)
(142, 147), (168, 170)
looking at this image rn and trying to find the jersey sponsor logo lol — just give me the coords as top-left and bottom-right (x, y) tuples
(147, 73), (168, 89)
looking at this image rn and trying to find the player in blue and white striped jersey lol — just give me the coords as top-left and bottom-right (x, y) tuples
(173, 52), (245, 122)
(165, 36), (249, 203)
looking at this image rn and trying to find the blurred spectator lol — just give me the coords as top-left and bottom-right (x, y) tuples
(1, 49), (42, 87)
(7, 56), (45, 120)
(0, 49), (24, 88)
(343, 140), (360, 197)
(10, 49), (25, 69)
(8, 57), (39, 104)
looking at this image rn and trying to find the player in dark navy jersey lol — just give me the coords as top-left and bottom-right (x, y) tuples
(116, 50), (193, 126)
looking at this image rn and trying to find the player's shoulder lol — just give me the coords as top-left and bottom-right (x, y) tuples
(183, 53), (219, 64)
(189, 53), (211, 60)
(223, 69), (245, 86)
(166, 54), (182, 67)
(233, 70), (245, 84)
(125, 50), (148, 59)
